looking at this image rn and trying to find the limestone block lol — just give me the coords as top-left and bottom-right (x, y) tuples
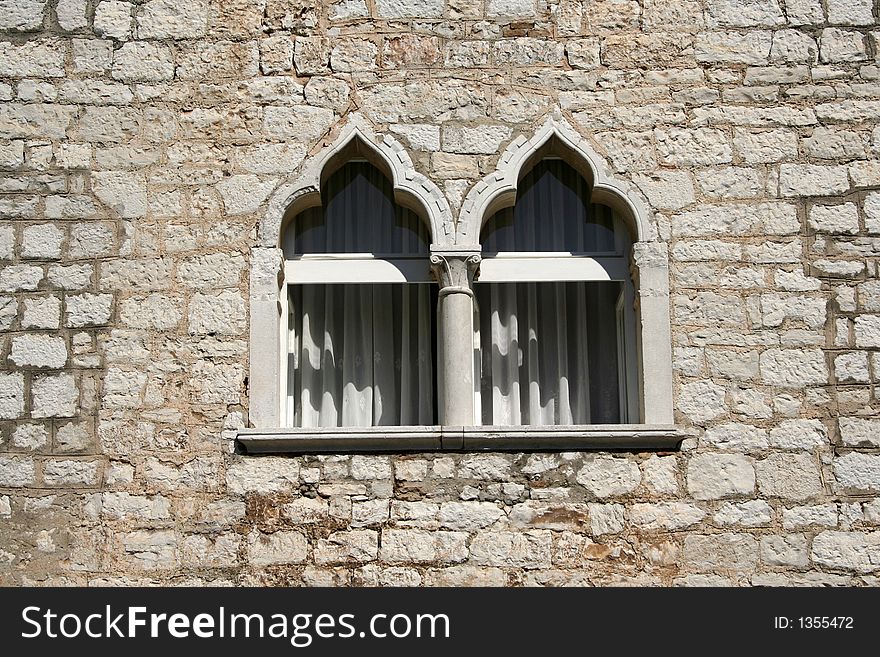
(713, 500), (772, 527)
(576, 456), (641, 498)
(0, 41), (66, 78)
(678, 380), (727, 423)
(839, 417), (880, 448)
(137, 0), (208, 39)
(442, 124), (511, 155)
(380, 529), (468, 564)
(469, 530), (550, 568)
(702, 422), (769, 451)
(756, 453), (823, 501)
(0, 455), (36, 486)
(111, 42), (174, 82)
(768, 419), (828, 450)
(827, 0), (875, 26)
(188, 290), (246, 335)
(705, 0), (785, 28)
(683, 533), (758, 571)
(56, 0), (88, 31)
(833, 452), (880, 492)
(225, 457), (299, 495)
(94, 1), (133, 40)
(314, 530), (378, 564)
(439, 502), (504, 531)
(9, 335), (67, 368)
(0, 372), (25, 419)
(247, 530), (308, 565)
(687, 453), (755, 499)
(760, 534), (809, 567)
(759, 348), (828, 386)
(21, 224), (63, 260)
(486, 0), (536, 18)
(811, 531), (880, 573)
(22, 296), (61, 329)
(695, 31), (772, 65)
(809, 202), (860, 234)
(44, 459), (99, 485)
(32, 373), (78, 417)
(629, 502), (706, 530)
(820, 28), (868, 63)
(655, 128), (732, 165)
(66, 293), (113, 327)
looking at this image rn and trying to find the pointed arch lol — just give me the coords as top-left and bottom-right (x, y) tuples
(258, 112), (454, 249)
(457, 113), (655, 246)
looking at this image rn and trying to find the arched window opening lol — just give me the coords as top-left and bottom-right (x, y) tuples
(282, 161), (436, 428)
(476, 158), (639, 426)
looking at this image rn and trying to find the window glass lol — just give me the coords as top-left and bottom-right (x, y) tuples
(476, 281), (623, 425)
(480, 159), (618, 254)
(288, 284), (436, 427)
(285, 161), (430, 256)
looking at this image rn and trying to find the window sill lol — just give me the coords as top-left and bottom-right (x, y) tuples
(235, 425), (682, 454)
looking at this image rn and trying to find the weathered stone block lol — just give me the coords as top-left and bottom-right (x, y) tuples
(111, 42), (174, 82)
(760, 534), (809, 567)
(66, 293), (113, 327)
(469, 530), (550, 568)
(0, 455), (36, 486)
(683, 533), (759, 571)
(137, 0), (208, 39)
(21, 224), (63, 260)
(9, 335), (67, 369)
(629, 502), (705, 530)
(678, 380), (727, 423)
(247, 530), (308, 566)
(687, 453), (755, 500)
(833, 452), (880, 492)
(576, 456), (640, 498)
(714, 500), (773, 527)
(43, 459), (99, 486)
(32, 373), (78, 417)
(811, 531), (880, 573)
(705, 0), (785, 28)
(809, 203), (860, 234)
(759, 349), (828, 387)
(756, 453), (823, 501)
(188, 290), (246, 335)
(380, 529), (468, 564)
(226, 457), (299, 495)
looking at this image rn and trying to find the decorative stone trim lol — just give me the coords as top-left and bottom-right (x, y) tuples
(457, 111), (655, 245)
(258, 112), (455, 250)
(429, 249), (482, 297)
(250, 114), (454, 429)
(237, 425), (682, 454)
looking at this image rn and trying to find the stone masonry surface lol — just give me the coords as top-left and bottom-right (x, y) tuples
(1, 0), (880, 586)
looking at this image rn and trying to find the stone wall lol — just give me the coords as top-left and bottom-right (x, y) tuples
(1, 0), (880, 586)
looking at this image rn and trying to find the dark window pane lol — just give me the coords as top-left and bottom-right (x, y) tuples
(288, 284), (437, 427)
(477, 281), (623, 425)
(286, 162), (430, 256)
(481, 159), (618, 253)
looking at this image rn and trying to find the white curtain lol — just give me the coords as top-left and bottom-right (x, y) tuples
(284, 162), (434, 428)
(478, 282), (621, 426)
(478, 160), (626, 426)
(288, 284), (434, 427)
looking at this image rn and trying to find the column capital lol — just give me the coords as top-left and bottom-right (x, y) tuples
(429, 249), (481, 297)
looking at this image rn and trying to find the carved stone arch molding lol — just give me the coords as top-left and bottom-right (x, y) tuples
(456, 111), (657, 246)
(249, 113), (454, 429)
(456, 111), (675, 426)
(257, 112), (455, 249)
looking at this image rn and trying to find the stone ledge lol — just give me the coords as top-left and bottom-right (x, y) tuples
(236, 425), (683, 454)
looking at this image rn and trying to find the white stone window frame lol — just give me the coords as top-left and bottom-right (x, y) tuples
(240, 113), (678, 453)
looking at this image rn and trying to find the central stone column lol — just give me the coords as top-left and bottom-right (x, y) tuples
(430, 249), (481, 426)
